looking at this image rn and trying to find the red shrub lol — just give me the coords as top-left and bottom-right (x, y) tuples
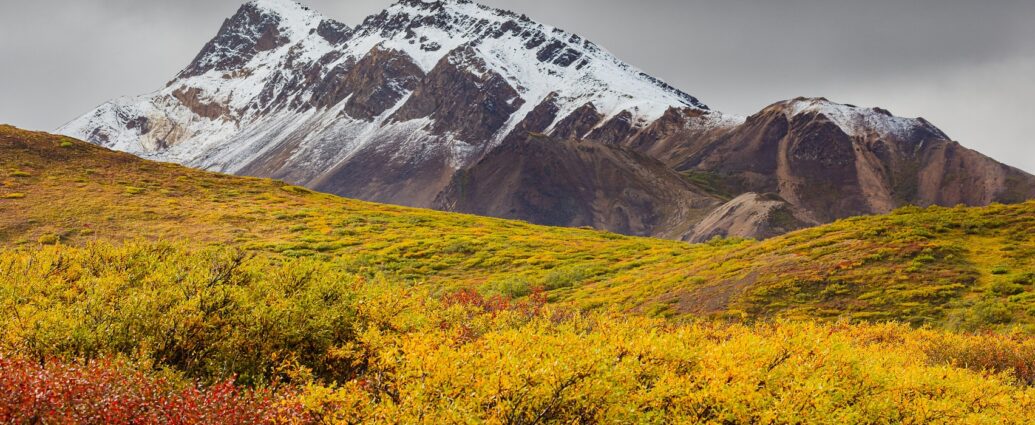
(0, 355), (313, 424)
(442, 287), (547, 317)
(442, 288), (513, 313)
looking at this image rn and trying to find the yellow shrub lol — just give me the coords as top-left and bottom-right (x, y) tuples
(3, 241), (1035, 422)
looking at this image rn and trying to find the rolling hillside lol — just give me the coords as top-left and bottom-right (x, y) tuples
(4, 125), (1035, 422)
(4, 125), (1035, 329)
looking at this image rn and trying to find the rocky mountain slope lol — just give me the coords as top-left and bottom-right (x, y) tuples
(434, 132), (720, 238)
(632, 98), (1035, 223)
(59, 0), (1035, 240)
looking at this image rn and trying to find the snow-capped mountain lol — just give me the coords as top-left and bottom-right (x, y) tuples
(60, 0), (722, 207)
(60, 0), (1035, 240)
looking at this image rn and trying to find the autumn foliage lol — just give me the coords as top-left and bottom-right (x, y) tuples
(0, 355), (310, 424)
(1, 242), (1035, 423)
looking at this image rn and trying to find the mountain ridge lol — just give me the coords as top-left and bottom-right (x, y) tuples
(58, 0), (1035, 240)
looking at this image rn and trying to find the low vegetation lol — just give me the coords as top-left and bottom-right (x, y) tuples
(3, 125), (1035, 422)
(2, 242), (1035, 423)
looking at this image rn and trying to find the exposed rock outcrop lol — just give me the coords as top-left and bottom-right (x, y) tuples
(392, 46), (524, 143)
(683, 193), (812, 243)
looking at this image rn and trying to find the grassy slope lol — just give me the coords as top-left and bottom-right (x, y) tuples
(2, 125), (1034, 330)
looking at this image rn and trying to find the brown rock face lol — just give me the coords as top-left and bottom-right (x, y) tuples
(435, 133), (721, 238)
(909, 140), (1035, 206)
(392, 46), (525, 142)
(310, 47), (424, 120)
(777, 110), (872, 222)
(316, 19), (351, 45)
(171, 88), (232, 121)
(232, 45), (536, 210)
(506, 93), (561, 136)
(587, 111), (635, 144)
(622, 107), (737, 167)
(550, 103), (604, 140)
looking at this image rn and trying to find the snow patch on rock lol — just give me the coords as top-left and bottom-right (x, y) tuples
(783, 98), (925, 139)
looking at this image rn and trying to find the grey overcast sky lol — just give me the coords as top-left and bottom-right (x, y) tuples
(1, 0), (1033, 172)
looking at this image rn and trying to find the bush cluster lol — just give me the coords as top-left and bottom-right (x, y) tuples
(0, 355), (309, 424)
(3, 242), (1035, 423)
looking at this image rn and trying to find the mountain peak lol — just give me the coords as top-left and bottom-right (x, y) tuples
(355, 0), (705, 110)
(176, 0), (332, 79)
(63, 0), (713, 171)
(63, 0), (715, 210)
(245, 0), (320, 19)
(240, 0), (325, 37)
(770, 97), (948, 140)
(391, 0), (480, 11)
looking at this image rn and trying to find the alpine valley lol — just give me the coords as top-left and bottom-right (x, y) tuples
(59, 0), (1035, 240)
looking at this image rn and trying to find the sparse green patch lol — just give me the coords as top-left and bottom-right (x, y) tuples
(683, 170), (738, 199)
(37, 234), (59, 245)
(281, 185), (313, 195)
(479, 275), (533, 298)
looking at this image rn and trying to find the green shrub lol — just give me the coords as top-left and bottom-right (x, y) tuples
(990, 279), (1025, 296)
(124, 186), (146, 195)
(974, 301), (1013, 324)
(479, 276), (532, 298)
(280, 185), (312, 195)
(442, 240), (476, 255)
(37, 234), (59, 245)
(1012, 273), (1035, 285)
(913, 254), (936, 264)
(542, 266), (589, 290)
(4, 241), (1035, 422)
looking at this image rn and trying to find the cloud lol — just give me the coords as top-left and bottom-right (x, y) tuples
(829, 55), (1035, 173)
(0, 0), (1031, 171)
